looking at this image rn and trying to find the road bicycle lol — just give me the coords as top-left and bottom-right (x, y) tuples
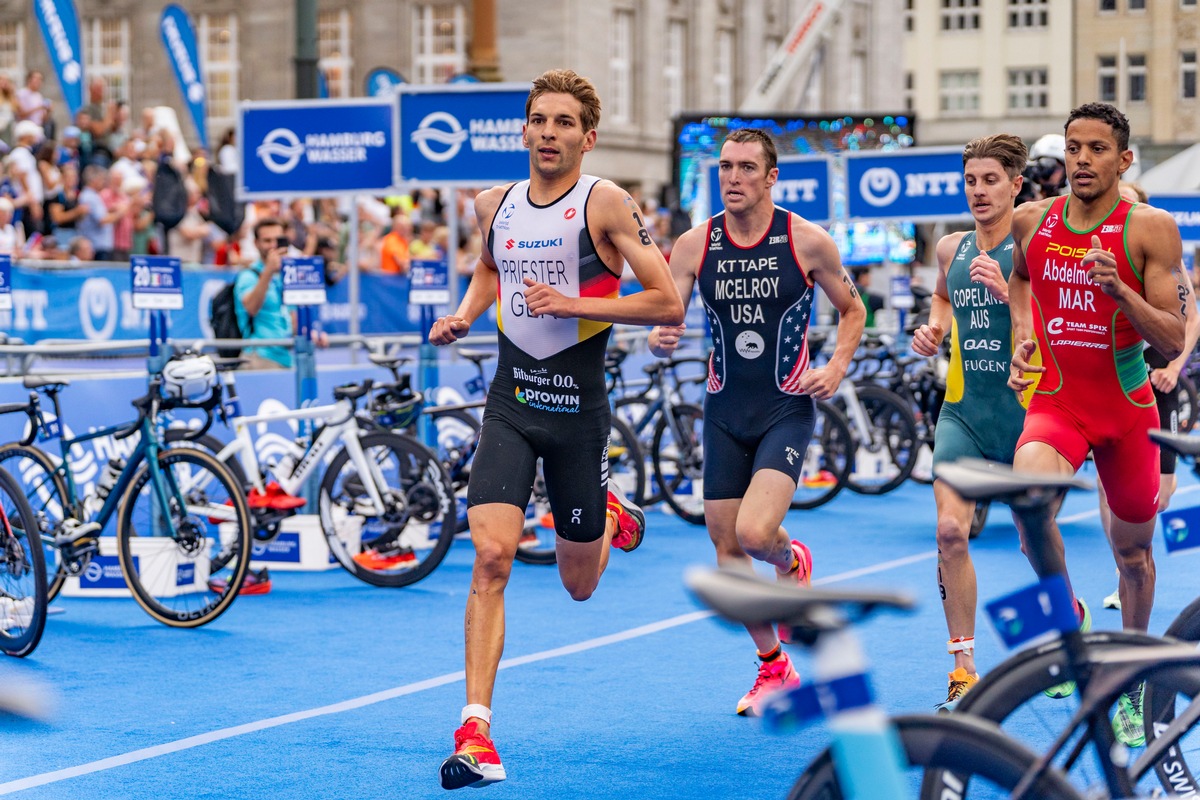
(165, 363), (457, 588)
(924, 453), (1200, 798)
(0, 456), (45, 657)
(686, 567), (1086, 800)
(0, 371), (253, 627)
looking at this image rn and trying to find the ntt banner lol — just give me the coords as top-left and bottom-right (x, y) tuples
(238, 97), (400, 199)
(844, 147), (970, 222)
(160, 5), (208, 150)
(33, 0), (83, 119)
(398, 83), (530, 186)
(1148, 194), (1200, 243)
(706, 155), (833, 224)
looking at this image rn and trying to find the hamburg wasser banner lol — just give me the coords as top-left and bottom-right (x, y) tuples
(160, 5), (209, 150)
(33, 0), (83, 119)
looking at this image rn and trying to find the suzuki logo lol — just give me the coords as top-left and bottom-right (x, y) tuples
(256, 128), (305, 174)
(411, 111), (468, 163)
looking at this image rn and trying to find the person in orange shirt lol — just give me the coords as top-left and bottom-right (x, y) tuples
(380, 206), (412, 274)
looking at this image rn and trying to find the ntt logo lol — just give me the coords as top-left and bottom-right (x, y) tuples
(257, 128), (305, 174)
(411, 111), (468, 163)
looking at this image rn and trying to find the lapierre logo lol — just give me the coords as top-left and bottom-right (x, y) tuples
(257, 127), (386, 174)
(859, 167), (962, 208)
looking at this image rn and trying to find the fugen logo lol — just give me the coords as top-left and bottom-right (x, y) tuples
(859, 167), (902, 208)
(411, 111), (468, 162)
(257, 128), (305, 174)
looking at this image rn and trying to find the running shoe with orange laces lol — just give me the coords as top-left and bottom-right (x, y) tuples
(935, 666), (979, 713)
(777, 540), (813, 644)
(352, 546), (417, 571)
(606, 479), (646, 552)
(440, 719), (506, 790)
(736, 651), (801, 716)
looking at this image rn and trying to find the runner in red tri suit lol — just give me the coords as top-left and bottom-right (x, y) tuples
(1008, 103), (1187, 739)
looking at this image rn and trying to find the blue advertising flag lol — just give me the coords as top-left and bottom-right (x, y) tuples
(33, 0), (83, 119)
(160, 5), (209, 150)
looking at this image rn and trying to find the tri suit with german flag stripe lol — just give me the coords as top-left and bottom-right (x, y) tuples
(467, 174), (619, 543)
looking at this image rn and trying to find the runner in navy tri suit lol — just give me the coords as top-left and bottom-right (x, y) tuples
(429, 69), (683, 791)
(650, 128), (865, 716)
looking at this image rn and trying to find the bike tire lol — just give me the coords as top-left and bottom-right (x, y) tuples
(116, 447), (253, 627)
(791, 401), (853, 510)
(426, 408), (481, 493)
(789, 713), (1084, 800)
(1143, 594), (1200, 796)
(924, 629), (1183, 799)
(0, 465), (47, 658)
(968, 500), (989, 539)
(844, 384), (920, 495)
(1176, 373), (1198, 433)
(318, 431), (456, 588)
(0, 444), (70, 601)
(652, 402), (705, 526)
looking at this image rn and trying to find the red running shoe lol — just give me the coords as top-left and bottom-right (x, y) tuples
(606, 480), (646, 552)
(207, 567), (272, 596)
(736, 651), (801, 716)
(439, 719), (506, 789)
(351, 547), (417, 571)
(778, 541), (813, 644)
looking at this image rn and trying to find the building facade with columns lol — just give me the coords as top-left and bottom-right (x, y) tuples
(0, 0), (905, 199)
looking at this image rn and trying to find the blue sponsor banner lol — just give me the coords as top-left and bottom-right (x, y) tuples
(1160, 504), (1200, 554)
(365, 67), (405, 97)
(398, 83), (530, 186)
(844, 147), (971, 222)
(79, 555), (129, 590)
(33, 0), (84, 119)
(985, 574), (1078, 649)
(1149, 194), (1200, 243)
(239, 98), (400, 198)
(706, 155), (833, 224)
(160, 5), (209, 151)
(0, 254), (11, 313)
(0, 264), (499, 342)
(251, 532), (302, 564)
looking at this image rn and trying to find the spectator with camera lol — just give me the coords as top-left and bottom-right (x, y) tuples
(1016, 133), (1069, 205)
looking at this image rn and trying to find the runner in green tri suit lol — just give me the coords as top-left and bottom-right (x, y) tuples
(911, 133), (1032, 710)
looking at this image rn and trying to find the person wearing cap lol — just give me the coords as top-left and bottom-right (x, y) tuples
(5, 120), (45, 238)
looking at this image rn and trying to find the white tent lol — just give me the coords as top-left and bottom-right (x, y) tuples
(1136, 143), (1200, 195)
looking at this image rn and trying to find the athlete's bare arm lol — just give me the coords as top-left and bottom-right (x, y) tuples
(647, 223), (706, 358)
(1007, 199), (1050, 393)
(1096, 204), (1186, 360)
(429, 185), (508, 346)
(913, 232), (965, 357)
(1153, 275), (1200, 392)
(519, 181), (684, 327)
(795, 217), (865, 400)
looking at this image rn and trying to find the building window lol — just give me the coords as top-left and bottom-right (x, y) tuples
(905, 0), (915, 32)
(413, 4), (466, 84)
(1098, 55), (1117, 101)
(318, 9), (352, 98)
(1099, 0), (1117, 11)
(940, 0), (981, 31)
(1008, 0), (1049, 28)
(84, 17), (130, 105)
(1183, 51), (1197, 99)
(198, 14), (238, 137)
(609, 9), (633, 123)
(665, 19), (687, 119)
(904, 71), (914, 112)
(714, 29), (734, 110)
(1185, 0), (1198, 9)
(938, 70), (979, 114)
(0, 22), (24, 84)
(1008, 67), (1049, 112)
(1128, 53), (1147, 102)
(1129, 0), (1146, 9)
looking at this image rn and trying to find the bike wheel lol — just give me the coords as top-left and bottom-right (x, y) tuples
(0, 444), (70, 601)
(925, 630), (1180, 798)
(117, 447), (253, 627)
(1176, 373), (1198, 433)
(789, 713), (1084, 800)
(652, 402), (705, 525)
(0, 466), (47, 658)
(514, 462), (556, 566)
(968, 501), (989, 539)
(791, 401), (853, 510)
(426, 408), (481, 493)
(318, 431), (456, 588)
(614, 395), (661, 506)
(1143, 595), (1200, 795)
(841, 385), (920, 495)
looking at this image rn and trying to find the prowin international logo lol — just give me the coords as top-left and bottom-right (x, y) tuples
(257, 127), (387, 174)
(411, 112), (469, 163)
(513, 385), (580, 413)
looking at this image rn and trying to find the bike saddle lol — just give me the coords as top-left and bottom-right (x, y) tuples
(22, 376), (70, 391)
(934, 458), (1093, 503)
(456, 347), (496, 366)
(368, 352), (413, 370)
(212, 357), (247, 373)
(1149, 428), (1200, 458)
(333, 381), (373, 402)
(686, 567), (913, 639)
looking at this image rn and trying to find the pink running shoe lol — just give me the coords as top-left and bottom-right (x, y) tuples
(778, 540), (813, 644)
(736, 651), (801, 716)
(439, 719), (506, 790)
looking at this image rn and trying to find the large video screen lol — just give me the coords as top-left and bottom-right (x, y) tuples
(672, 113), (918, 264)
